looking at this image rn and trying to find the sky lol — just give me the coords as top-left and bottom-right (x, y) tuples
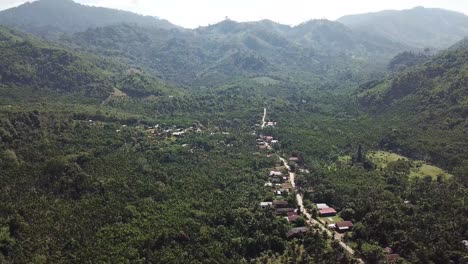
(1, 0), (468, 28)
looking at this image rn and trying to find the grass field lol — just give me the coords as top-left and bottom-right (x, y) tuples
(319, 215), (343, 225)
(367, 151), (452, 180)
(367, 151), (408, 169)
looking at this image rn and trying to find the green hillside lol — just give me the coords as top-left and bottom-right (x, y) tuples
(339, 7), (468, 49)
(0, 0), (177, 37)
(357, 41), (468, 169)
(0, 26), (114, 97)
(0, 2), (467, 264)
(0, 26), (178, 99)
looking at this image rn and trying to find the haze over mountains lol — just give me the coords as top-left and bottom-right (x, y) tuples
(338, 7), (468, 49)
(2, 0), (468, 89)
(1, 1), (468, 263)
(0, 0), (177, 37)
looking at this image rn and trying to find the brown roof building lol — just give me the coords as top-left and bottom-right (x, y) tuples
(286, 215), (300, 222)
(319, 208), (337, 216)
(335, 221), (353, 232)
(272, 200), (289, 208)
(286, 227), (309, 239)
(276, 208), (295, 215)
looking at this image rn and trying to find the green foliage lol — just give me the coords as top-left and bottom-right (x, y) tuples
(0, 4), (467, 263)
(360, 243), (385, 264)
(339, 7), (468, 49)
(0, 26), (114, 97)
(0, 0), (176, 37)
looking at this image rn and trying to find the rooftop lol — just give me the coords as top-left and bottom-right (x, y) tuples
(336, 221), (353, 229)
(319, 208), (337, 215)
(286, 227), (309, 238)
(316, 203), (329, 209)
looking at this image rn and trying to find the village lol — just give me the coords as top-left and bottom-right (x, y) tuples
(256, 109), (401, 264)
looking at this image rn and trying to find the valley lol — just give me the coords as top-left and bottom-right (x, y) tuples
(0, 0), (467, 263)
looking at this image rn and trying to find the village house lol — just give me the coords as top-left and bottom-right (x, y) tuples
(288, 157), (300, 162)
(316, 203), (329, 209)
(270, 177), (283, 184)
(270, 170), (283, 177)
(275, 207), (295, 215)
(172, 131), (185, 137)
(279, 183), (293, 193)
(286, 227), (309, 239)
(335, 221), (353, 232)
(263, 136), (274, 143)
(266, 121), (277, 127)
(272, 200), (289, 208)
(319, 207), (337, 217)
(285, 212), (300, 223)
(260, 202), (272, 208)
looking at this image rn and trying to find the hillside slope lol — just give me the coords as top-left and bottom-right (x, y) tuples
(339, 7), (468, 49)
(0, 26), (175, 98)
(0, 0), (177, 37)
(67, 20), (406, 88)
(357, 40), (468, 168)
(0, 26), (114, 97)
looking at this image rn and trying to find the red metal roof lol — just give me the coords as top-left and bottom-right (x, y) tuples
(319, 208), (337, 215)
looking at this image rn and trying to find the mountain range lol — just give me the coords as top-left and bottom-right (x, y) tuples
(0, 1), (468, 263)
(1, 0), (468, 88)
(338, 7), (468, 49)
(0, 0), (177, 37)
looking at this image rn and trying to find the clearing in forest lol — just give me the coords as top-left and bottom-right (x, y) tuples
(367, 151), (452, 180)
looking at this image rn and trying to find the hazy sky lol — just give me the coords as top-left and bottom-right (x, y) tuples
(1, 0), (468, 28)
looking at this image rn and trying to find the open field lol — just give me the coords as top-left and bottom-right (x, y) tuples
(319, 215), (343, 225)
(367, 151), (452, 180)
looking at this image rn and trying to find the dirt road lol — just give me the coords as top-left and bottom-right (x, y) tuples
(279, 156), (363, 263)
(261, 107), (267, 128)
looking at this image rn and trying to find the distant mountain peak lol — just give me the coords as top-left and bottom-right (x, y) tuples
(338, 7), (468, 49)
(0, 0), (178, 36)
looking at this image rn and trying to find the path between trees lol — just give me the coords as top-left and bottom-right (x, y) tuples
(267, 110), (364, 263)
(261, 107), (267, 128)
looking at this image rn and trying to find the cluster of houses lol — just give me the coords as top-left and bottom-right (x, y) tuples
(260, 200), (307, 239)
(264, 169), (292, 197)
(256, 135), (279, 150)
(146, 124), (202, 139)
(316, 203), (354, 233)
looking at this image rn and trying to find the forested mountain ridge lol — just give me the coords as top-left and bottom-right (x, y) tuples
(66, 19), (406, 88)
(356, 40), (468, 169)
(0, 0), (178, 37)
(0, 26), (114, 97)
(339, 7), (468, 49)
(0, 26), (177, 98)
(4, 0), (467, 90)
(0, 2), (468, 264)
